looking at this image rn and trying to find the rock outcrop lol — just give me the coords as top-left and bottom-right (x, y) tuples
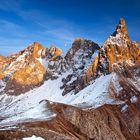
(101, 18), (140, 72)
(49, 46), (62, 61)
(84, 18), (140, 79)
(61, 19), (140, 96)
(0, 55), (8, 79)
(0, 42), (47, 95)
(0, 42), (66, 95)
(61, 38), (100, 95)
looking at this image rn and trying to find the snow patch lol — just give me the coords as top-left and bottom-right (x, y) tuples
(0, 80), (6, 92)
(23, 135), (45, 140)
(111, 73), (123, 95)
(105, 33), (128, 47)
(121, 104), (128, 112)
(130, 96), (138, 103)
(0, 95), (56, 127)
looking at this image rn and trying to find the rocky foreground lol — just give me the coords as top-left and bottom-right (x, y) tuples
(0, 19), (139, 140)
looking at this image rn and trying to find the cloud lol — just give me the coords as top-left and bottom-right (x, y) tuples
(0, 19), (31, 39)
(7, 5), (82, 41)
(0, 20), (21, 30)
(0, 37), (30, 56)
(0, 19), (33, 56)
(0, 0), (108, 55)
(0, 0), (101, 45)
(48, 28), (75, 41)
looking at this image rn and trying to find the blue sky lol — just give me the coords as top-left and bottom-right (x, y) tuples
(0, 0), (140, 56)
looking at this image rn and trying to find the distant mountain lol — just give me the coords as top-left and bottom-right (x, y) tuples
(0, 19), (139, 140)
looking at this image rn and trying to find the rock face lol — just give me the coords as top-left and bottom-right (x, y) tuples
(49, 46), (62, 61)
(0, 18), (139, 140)
(0, 42), (47, 95)
(61, 38), (100, 95)
(101, 18), (140, 72)
(0, 42), (65, 95)
(0, 55), (8, 79)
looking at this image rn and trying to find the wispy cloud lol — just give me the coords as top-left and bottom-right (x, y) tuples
(3, 0), (139, 56)
(0, 19), (33, 55)
(0, 19), (31, 39)
(16, 10), (88, 46)
(0, 37), (31, 56)
(0, 20), (21, 30)
(0, 0), (102, 47)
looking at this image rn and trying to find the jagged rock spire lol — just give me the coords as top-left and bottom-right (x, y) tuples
(117, 18), (128, 34)
(101, 18), (139, 72)
(112, 18), (130, 40)
(104, 18), (131, 47)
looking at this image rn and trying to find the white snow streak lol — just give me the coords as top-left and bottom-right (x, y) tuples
(23, 135), (45, 140)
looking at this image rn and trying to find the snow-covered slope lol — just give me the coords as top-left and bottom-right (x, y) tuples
(0, 71), (124, 128)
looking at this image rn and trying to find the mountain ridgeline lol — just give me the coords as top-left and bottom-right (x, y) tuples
(0, 19), (140, 140)
(0, 19), (139, 96)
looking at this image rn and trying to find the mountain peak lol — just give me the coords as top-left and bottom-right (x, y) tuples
(112, 18), (129, 38)
(49, 45), (62, 61)
(119, 18), (126, 25)
(104, 18), (131, 48)
(27, 42), (46, 59)
(65, 38), (100, 63)
(102, 18), (140, 72)
(117, 18), (128, 34)
(0, 55), (5, 60)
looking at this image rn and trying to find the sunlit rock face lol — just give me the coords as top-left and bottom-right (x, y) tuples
(0, 42), (47, 95)
(49, 46), (62, 61)
(0, 42), (65, 95)
(0, 55), (8, 79)
(90, 18), (140, 77)
(11, 42), (47, 85)
(102, 18), (140, 72)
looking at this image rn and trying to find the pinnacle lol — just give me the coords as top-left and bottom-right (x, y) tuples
(117, 18), (128, 35)
(119, 18), (126, 26)
(112, 18), (129, 38)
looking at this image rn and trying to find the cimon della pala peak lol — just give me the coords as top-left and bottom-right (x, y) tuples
(0, 18), (139, 140)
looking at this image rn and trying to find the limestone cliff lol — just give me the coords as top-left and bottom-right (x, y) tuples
(102, 18), (140, 72)
(89, 18), (140, 77)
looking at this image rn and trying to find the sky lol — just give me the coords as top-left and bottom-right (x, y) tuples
(0, 0), (140, 56)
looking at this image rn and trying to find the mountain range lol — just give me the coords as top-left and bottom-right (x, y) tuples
(0, 18), (140, 140)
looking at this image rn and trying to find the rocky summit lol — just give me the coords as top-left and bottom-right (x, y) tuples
(0, 19), (140, 140)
